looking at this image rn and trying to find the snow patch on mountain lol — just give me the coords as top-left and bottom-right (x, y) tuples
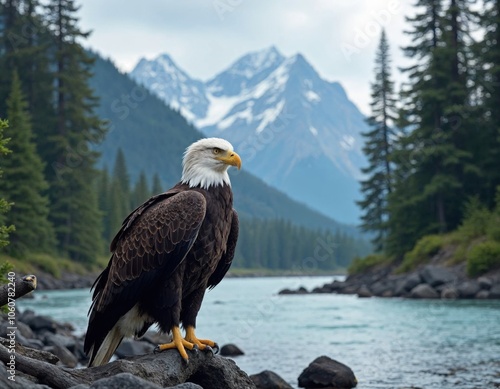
(129, 47), (369, 223)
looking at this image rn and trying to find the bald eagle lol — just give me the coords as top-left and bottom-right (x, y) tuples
(84, 138), (241, 366)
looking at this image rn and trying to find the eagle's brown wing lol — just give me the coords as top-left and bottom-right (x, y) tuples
(207, 210), (238, 289)
(84, 190), (206, 362)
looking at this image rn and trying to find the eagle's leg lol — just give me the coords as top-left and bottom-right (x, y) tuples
(154, 326), (195, 361)
(184, 325), (217, 351)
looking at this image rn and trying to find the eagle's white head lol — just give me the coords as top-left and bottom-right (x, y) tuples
(181, 138), (242, 189)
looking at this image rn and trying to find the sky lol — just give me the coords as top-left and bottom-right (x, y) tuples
(78, 0), (416, 115)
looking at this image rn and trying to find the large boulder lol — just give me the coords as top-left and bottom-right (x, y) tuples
(69, 373), (204, 389)
(457, 281), (481, 298)
(250, 370), (293, 389)
(441, 286), (459, 299)
(356, 285), (372, 298)
(478, 277), (493, 290)
(420, 266), (456, 287)
(220, 343), (244, 357)
(410, 284), (439, 299)
(398, 273), (422, 292)
(115, 339), (155, 358)
(488, 284), (500, 299)
(298, 356), (357, 389)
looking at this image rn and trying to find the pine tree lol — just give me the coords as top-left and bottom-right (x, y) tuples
(477, 0), (500, 204)
(0, 72), (55, 257)
(357, 29), (397, 252)
(151, 173), (163, 195)
(387, 0), (478, 255)
(112, 148), (131, 206)
(0, 1), (55, 144)
(132, 171), (150, 208)
(0, 119), (14, 249)
(43, 0), (106, 262)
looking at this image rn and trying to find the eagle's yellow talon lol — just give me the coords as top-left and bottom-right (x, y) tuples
(184, 326), (216, 351)
(155, 326), (194, 361)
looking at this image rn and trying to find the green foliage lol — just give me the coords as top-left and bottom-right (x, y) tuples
(348, 254), (390, 275)
(0, 119), (14, 249)
(234, 218), (370, 271)
(466, 240), (500, 277)
(0, 72), (56, 257)
(456, 197), (491, 241)
(398, 235), (444, 273)
(357, 30), (397, 252)
(0, 261), (14, 313)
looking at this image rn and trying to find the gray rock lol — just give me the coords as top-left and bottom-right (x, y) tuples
(357, 285), (372, 298)
(441, 286), (459, 299)
(169, 384), (204, 389)
(457, 281), (481, 298)
(410, 284), (439, 299)
(250, 370), (293, 389)
(478, 277), (493, 290)
(370, 282), (391, 297)
(44, 332), (76, 350)
(16, 321), (35, 339)
(403, 272), (423, 291)
(279, 287), (309, 295)
(220, 343), (244, 356)
(420, 266), (456, 287)
(311, 286), (332, 294)
(115, 339), (155, 358)
(140, 331), (172, 345)
(325, 280), (345, 292)
(476, 290), (490, 299)
(86, 373), (164, 389)
(24, 315), (57, 333)
(298, 356), (357, 389)
(489, 284), (500, 299)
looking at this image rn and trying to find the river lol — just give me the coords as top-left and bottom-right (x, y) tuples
(17, 276), (500, 389)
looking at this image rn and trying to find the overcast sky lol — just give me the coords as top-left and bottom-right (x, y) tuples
(78, 0), (416, 115)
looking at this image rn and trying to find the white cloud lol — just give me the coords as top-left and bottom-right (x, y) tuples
(78, 0), (416, 114)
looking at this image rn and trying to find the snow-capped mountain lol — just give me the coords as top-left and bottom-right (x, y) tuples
(130, 47), (368, 224)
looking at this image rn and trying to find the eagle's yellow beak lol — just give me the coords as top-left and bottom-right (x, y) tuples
(216, 151), (242, 170)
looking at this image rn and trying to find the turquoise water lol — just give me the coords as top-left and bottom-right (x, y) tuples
(17, 276), (500, 389)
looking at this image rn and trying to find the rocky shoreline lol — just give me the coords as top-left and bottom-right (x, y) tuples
(280, 264), (500, 299)
(0, 309), (357, 389)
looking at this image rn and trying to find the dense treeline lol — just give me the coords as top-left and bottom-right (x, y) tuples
(99, 150), (371, 269)
(359, 0), (500, 261)
(0, 0), (105, 263)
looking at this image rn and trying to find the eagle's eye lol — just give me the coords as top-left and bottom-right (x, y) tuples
(212, 147), (222, 155)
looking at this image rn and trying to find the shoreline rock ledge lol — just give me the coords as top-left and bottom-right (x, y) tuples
(0, 341), (256, 389)
(279, 264), (500, 300)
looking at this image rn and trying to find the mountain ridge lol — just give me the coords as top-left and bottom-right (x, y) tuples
(130, 46), (369, 224)
(88, 53), (362, 237)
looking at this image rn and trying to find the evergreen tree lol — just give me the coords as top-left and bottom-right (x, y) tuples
(43, 0), (106, 262)
(96, 167), (111, 248)
(387, 0), (478, 255)
(477, 0), (500, 204)
(0, 1), (55, 146)
(357, 29), (397, 252)
(132, 171), (150, 208)
(0, 119), (14, 249)
(151, 172), (163, 195)
(0, 72), (55, 257)
(112, 148), (131, 205)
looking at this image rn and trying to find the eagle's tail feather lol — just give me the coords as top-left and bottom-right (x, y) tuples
(88, 325), (123, 367)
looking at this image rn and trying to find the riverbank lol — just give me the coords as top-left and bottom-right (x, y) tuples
(280, 262), (500, 299)
(29, 268), (343, 291)
(0, 308), (356, 389)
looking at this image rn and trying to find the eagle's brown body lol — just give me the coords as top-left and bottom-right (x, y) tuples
(84, 181), (238, 366)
